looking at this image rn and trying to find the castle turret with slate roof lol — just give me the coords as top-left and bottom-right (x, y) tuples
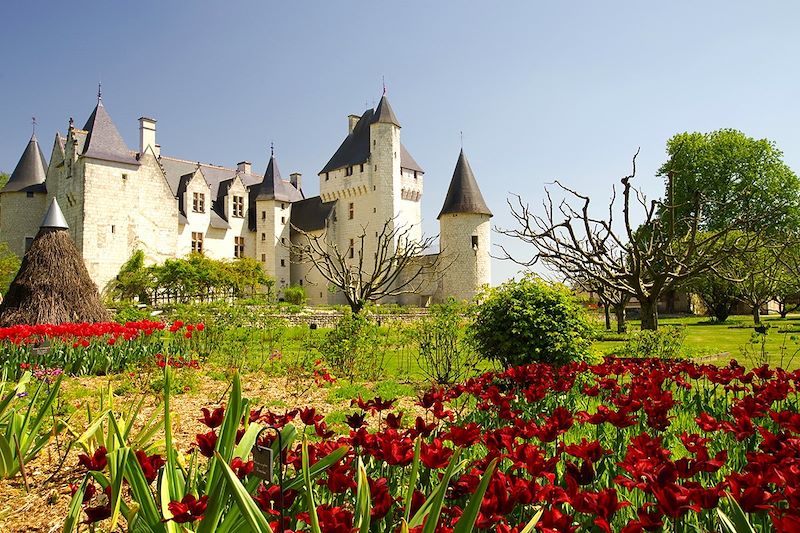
(0, 90), (491, 303)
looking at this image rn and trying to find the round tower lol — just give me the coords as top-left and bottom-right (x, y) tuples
(437, 149), (492, 302)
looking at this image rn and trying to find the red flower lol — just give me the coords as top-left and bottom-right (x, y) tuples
(420, 438), (453, 469)
(135, 450), (165, 484)
(167, 494), (208, 523)
(199, 406), (225, 428)
(230, 457), (254, 479)
(195, 430), (218, 458)
(78, 447), (108, 471)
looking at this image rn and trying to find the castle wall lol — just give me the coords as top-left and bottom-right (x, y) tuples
(438, 213), (491, 302)
(290, 228), (330, 305)
(0, 192), (46, 258)
(255, 199), (291, 294)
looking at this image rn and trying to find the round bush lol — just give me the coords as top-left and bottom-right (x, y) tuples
(471, 275), (592, 367)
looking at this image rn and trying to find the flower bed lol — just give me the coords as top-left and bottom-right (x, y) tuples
(65, 357), (800, 532)
(0, 320), (206, 377)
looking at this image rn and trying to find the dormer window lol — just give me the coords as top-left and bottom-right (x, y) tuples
(232, 195), (244, 218)
(192, 192), (205, 213)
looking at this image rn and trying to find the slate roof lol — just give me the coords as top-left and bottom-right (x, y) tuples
(40, 198), (69, 229)
(319, 96), (423, 174)
(290, 196), (337, 232)
(256, 155), (304, 202)
(3, 134), (48, 193)
(81, 101), (139, 166)
(438, 150), (492, 219)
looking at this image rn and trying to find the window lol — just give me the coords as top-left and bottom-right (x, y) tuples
(348, 202), (354, 220)
(261, 233), (266, 242)
(345, 166), (353, 176)
(281, 238), (286, 245)
(234, 236), (245, 258)
(413, 171), (418, 180)
(349, 238), (355, 259)
(262, 211), (266, 221)
(191, 232), (204, 253)
(299, 279), (303, 286)
(359, 164), (364, 172)
(232, 195), (244, 218)
(281, 216), (286, 224)
(24, 237), (34, 252)
(122, 173), (128, 180)
(192, 192), (205, 213)
(261, 254), (266, 262)
(471, 235), (479, 250)
(280, 259), (285, 267)
(325, 172), (329, 181)
(111, 225), (115, 234)
(373, 207), (376, 213)
(26, 192), (34, 198)
(281, 203), (286, 210)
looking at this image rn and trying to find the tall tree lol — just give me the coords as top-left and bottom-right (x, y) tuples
(500, 151), (763, 330)
(289, 219), (442, 314)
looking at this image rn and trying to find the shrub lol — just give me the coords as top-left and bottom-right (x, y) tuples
(283, 285), (307, 305)
(318, 311), (387, 381)
(471, 275), (592, 367)
(414, 300), (481, 384)
(621, 326), (687, 359)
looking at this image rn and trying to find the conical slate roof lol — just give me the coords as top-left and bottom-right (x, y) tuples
(40, 198), (69, 229)
(3, 134), (47, 193)
(81, 100), (139, 165)
(373, 95), (401, 127)
(438, 150), (492, 219)
(255, 154), (303, 202)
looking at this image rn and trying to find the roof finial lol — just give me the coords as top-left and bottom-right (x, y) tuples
(382, 76), (386, 96)
(32, 116), (37, 137)
(270, 141), (274, 158)
(460, 131), (463, 150)
(97, 82), (102, 104)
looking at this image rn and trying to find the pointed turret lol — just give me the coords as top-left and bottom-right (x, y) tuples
(438, 150), (492, 219)
(3, 134), (47, 193)
(80, 96), (139, 165)
(40, 198), (69, 230)
(373, 95), (401, 127)
(255, 151), (302, 202)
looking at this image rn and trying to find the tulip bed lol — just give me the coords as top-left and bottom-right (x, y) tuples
(65, 357), (800, 532)
(0, 320), (207, 377)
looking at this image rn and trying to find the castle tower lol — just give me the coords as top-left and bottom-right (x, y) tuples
(438, 149), (492, 301)
(254, 149), (302, 293)
(0, 133), (48, 258)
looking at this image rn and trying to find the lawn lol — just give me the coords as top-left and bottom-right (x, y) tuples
(592, 314), (800, 369)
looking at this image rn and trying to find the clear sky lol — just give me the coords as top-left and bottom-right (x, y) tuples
(2, 1), (799, 284)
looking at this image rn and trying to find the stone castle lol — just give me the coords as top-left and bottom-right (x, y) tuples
(0, 91), (492, 305)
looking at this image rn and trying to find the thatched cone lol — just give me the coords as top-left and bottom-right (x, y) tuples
(0, 199), (109, 326)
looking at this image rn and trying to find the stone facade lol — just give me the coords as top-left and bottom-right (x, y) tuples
(0, 93), (492, 304)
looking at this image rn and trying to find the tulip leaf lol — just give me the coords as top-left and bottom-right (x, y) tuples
(62, 474), (89, 533)
(403, 436), (421, 523)
(354, 457), (372, 533)
(214, 451), (274, 533)
(453, 457), (498, 533)
(718, 495), (756, 533)
(519, 508), (543, 533)
(302, 437), (323, 533)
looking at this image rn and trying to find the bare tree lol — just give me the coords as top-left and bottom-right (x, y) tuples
(499, 151), (762, 330)
(572, 274), (631, 333)
(290, 219), (442, 314)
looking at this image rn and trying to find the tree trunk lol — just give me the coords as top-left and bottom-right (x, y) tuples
(779, 302), (788, 319)
(752, 305), (761, 325)
(614, 305), (627, 333)
(639, 298), (659, 331)
(603, 302), (611, 330)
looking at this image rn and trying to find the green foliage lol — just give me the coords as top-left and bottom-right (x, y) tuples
(685, 270), (740, 323)
(108, 251), (274, 304)
(0, 371), (65, 479)
(471, 275), (593, 367)
(317, 311), (387, 381)
(0, 242), (20, 294)
(0, 173), (9, 190)
(413, 300), (481, 384)
(283, 285), (307, 305)
(621, 326), (687, 359)
(658, 129), (800, 234)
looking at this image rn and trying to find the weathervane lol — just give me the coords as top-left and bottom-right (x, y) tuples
(382, 75), (386, 96)
(32, 116), (37, 136)
(270, 141), (274, 158)
(97, 82), (102, 103)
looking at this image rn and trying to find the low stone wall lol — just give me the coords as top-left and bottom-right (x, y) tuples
(271, 310), (428, 329)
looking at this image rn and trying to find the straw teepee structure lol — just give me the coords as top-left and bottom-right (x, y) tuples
(0, 198), (110, 326)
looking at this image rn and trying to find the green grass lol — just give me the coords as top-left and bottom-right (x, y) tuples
(593, 314), (800, 369)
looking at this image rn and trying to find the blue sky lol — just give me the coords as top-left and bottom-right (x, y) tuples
(2, 1), (799, 283)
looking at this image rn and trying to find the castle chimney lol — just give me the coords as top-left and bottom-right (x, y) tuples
(138, 117), (158, 157)
(348, 114), (360, 134)
(237, 161), (252, 174)
(290, 172), (302, 191)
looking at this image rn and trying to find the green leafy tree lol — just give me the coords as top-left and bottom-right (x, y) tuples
(658, 129), (800, 235)
(0, 243), (20, 295)
(685, 270), (740, 323)
(283, 285), (307, 305)
(106, 250), (153, 302)
(471, 275), (592, 367)
(0, 173), (9, 191)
